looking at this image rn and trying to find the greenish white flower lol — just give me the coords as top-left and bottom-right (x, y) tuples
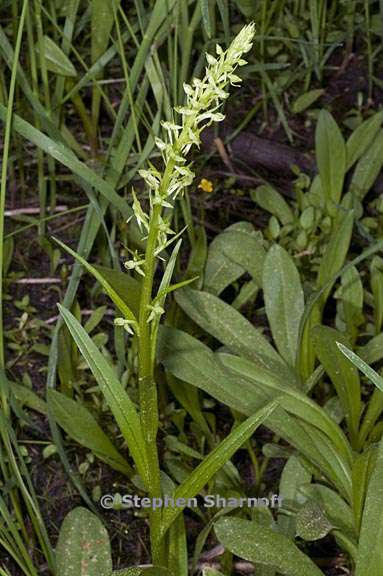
(114, 317), (136, 335)
(146, 303), (165, 324)
(130, 23), (255, 294)
(124, 250), (146, 277)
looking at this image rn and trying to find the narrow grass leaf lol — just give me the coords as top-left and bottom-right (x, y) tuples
(0, 105), (131, 218)
(337, 342), (383, 393)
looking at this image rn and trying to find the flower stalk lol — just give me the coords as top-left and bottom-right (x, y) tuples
(126, 23), (256, 564)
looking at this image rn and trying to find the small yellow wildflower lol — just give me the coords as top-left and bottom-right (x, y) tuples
(198, 178), (214, 193)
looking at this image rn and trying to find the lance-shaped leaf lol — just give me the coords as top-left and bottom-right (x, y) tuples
(58, 305), (149, 486)
(54, 238), (137, 323)
(312, 326), (361, 446)
(215, 517), (324, 575)
(316, 110), (346, 206)
(263, 245), (304, 368)
(47, 389), (132, 476)
(175, 287), (292, 379)
(160, 401), (278, 536)
(355, 434), (383, 575)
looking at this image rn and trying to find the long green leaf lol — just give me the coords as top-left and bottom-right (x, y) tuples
(58, 305), (148, 485)
(160, 400), (278, 536)
(312, 326), (361, 445)
(47, 389), (133, 476)
(315, 109), (346, 207)
(355, 435), (383, 575)
(175, 287), (292, 378)
(215, 518), (324, 576)
(263, 245), (304, 367)
(53, 237), (137, 322)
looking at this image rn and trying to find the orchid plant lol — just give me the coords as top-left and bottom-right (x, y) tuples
(50, 24), (278, 573)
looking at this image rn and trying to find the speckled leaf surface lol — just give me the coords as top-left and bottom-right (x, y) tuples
(315, 109), (346, 205)
(355, 434), (383, 575)
(204, 222), (254, 294)
(175, 287), (289, 377)
(56, 507), (112, 576)
(295, 500), (333, 541)
(215, 517), (324, 575)
(263, 245), (304, 367)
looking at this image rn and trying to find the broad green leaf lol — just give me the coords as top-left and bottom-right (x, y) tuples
(251, 185), (294, 225)
(317, 210), (354, 302)
(370, 256), (383, 334)
(358, 331), (383, 364)
(315, 109), (346, 207)
(160, 401), (278, 536)
(351, 449), (377, 534)
(84, 305), (107, 334)
(202, 570), (226, 576)
(200, 0), (213, 37)
(215, 518), (324, 575)
(300, 484), (355, 540)
(312, 326), (361, 445)
(58, 305), (149, 486)
(54, 238), (137, 322)
(221, 229), (266, 287)
(47, 389), (132, 475)
(56, 507), (112, 576)
(278, 455), (311, 538)
(349, 130), (383, 200)
(94, 265), (141, 318)
(220, 353), (353, 474)
(158, 327), (352, 497)
(91, 0), (116, 64)
(355, 436), (383, 575)
(12, 382), (47, 414)
(39, 35), (77, 77)
(168, 514), (188, 576)
(346, 111), (383, 170)
(175, 287), (291, 378)
(185, 225), (207, 288)
(263, 245), (304, 367)
(234, 0), (254, 17)
(337, 265), (364, 339)
(204, 222), (253, 294)
(295, 500), (332, 541)
(292, 89), (324, 114)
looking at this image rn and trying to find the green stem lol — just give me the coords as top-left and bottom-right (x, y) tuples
(137, 159), (175, 565)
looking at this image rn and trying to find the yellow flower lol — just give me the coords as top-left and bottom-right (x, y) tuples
(198, 178), (214, 193)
